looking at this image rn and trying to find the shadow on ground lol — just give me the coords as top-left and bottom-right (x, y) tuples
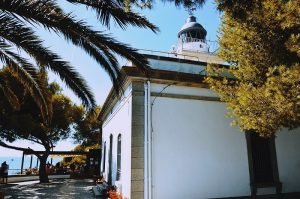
(1, 179), (95, 199)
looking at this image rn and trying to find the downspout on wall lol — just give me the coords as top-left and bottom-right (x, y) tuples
(144, 81), (152, 199)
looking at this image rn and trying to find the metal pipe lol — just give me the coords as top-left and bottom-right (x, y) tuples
(144, 80), (152, 199)
(147, 81), (152, 199)
(144, 82), (149, 199)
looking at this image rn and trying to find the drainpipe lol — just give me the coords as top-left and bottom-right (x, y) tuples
(144, 81), (152, 199)
(144, 82), (148, 199)
(147, 80), (152, 199)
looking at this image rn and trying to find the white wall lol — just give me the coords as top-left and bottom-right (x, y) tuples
(151, 84), (218, 98)
(150, 84), (250, 199)
(276, 128), (300, 193)
(101, 89), (133, 199)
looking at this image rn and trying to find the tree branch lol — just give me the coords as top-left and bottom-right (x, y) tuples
(0, 140), (41, 158)
(15, 135), (44, 145)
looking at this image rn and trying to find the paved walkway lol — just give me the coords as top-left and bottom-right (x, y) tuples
(0, 179), (95, 199)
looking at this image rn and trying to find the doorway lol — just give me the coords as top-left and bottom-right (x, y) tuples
(246, 132), (281, 196)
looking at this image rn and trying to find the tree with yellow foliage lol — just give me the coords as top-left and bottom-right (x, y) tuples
(206, 0), (300, 137)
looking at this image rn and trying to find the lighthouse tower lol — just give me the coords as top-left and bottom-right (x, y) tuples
(172, 15), (224, 64)
(176, 15), (209, 54)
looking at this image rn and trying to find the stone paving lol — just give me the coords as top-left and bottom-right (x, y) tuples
(2, 179), (300, 199)
(0, 179), (95, 199)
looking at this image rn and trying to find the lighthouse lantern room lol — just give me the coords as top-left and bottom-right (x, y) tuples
(176, 15), (209, 54)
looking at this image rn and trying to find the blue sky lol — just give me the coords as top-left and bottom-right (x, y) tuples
(48, 0), (221, 105)
(0, 0), (221, 157)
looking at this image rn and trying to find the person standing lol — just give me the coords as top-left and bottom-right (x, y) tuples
(0, 164), (3, 183)
(1, 161), (8, 184)
(70, 163), (75, 172)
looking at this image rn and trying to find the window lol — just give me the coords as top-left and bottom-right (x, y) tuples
(116, 134), (122, 180)
(102, 142), (106, 172)
(108, 135), (113, 185)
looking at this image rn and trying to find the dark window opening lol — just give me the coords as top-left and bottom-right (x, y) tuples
(102, 142), (106, 172)
(246, 132), (282, 196)
(116, 134), (122, 180)
(108, 135), (113, 185)
(250, 133), (274, 183)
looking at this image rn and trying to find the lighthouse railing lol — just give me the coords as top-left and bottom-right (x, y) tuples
(179, 37), (207, 44)
(138, 49), (202, 62)
(138, 47), (220, 62)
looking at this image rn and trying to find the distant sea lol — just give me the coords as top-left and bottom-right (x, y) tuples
(0, 156), (62, 175)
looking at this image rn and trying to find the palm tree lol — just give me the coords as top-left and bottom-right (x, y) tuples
(0, 0), (158, 118)
(161, 0), (206, 8)
(121, 0), (206, 10)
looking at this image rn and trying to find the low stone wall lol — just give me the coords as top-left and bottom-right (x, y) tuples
(7, 175), (70, 183)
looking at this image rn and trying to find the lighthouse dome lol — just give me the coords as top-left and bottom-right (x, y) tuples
(178, 16), (207, 40)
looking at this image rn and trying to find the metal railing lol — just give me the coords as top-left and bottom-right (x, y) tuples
(138, 48), (221, 63)
(179, 37), (207, 44)
(138, 49), (201, 62)
(178, 38), (220, 53)
(8, 169), (30, 175)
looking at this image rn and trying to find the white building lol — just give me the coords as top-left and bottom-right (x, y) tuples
(99, 16), (300, 199)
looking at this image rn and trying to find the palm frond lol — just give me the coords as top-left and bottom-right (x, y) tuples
(0, 0), (157, 98)
(162, 0), (206, 9)
(66, 0), (159, 32)
(0, 13), (96, 110)
(1, 0), (153, 74)
(0, 0), (124, 91)
(89, 32), (150, 72)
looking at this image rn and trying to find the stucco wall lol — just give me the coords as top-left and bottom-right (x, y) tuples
(276, 128), (300, 193)
(100, 79), (300, 199)
(101, 88), (133, 199)
(150, 84), (250, 199)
